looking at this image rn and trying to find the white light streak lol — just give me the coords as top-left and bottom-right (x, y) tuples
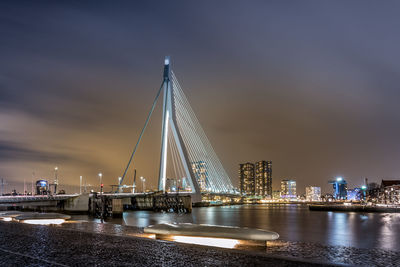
(22, 219), (65, 225)
(172, 235), (239, 249)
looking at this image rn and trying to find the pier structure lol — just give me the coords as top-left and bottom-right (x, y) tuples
(0, 192), (193, 217)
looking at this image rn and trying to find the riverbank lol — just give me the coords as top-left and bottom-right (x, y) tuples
(0, 221), (335, 267)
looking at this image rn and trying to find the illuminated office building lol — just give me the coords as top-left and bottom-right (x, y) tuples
(281, 179), (296, 198)
(180, 177), (191, 191)
(329, 177), (347, 200)
(306, 186), (321, 201)
(347, 188), (363, 201)
(239, 163), (255, 195)
(272, 190), (281, 200)
(191, 161), (208, 192)
(255, 161), (272, 197)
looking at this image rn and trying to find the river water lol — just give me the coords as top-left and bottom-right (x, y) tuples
(76, 204), (400, 251)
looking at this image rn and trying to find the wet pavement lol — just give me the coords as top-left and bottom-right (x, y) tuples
(60, 220), (400, 266)
(0, 221), (336, 267)
(265, 240), (400, 267)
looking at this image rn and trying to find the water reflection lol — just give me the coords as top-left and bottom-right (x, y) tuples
(77, 204), (400, 251)
(378, 213), (400, 251)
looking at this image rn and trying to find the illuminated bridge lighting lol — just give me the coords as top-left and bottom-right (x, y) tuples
(22, 219), (65, 225)
(171, 235), (239, 249)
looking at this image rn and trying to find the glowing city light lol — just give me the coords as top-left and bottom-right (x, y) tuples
(336, 177), (343, 182)
(22, 219), (65, 225)
(171, 235), (239, 249)
(1, 217), (12, 221)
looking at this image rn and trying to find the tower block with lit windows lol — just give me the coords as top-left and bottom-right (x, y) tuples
(239, 160), (272, 197)
(255, 161), (272, 197)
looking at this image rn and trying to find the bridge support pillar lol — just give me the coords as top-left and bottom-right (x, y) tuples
(112, 199), (123, 217)
(64, 193), (89, 213)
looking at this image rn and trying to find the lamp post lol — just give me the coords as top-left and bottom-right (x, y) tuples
(98, 173), (103, 195)
(54, 167), (58, 194)
(80, 176), (82, 194)
(118, 177), (122, 193)
(140, 176), (146, 193)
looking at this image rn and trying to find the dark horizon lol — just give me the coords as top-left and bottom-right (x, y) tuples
(2, 1), (400, 194)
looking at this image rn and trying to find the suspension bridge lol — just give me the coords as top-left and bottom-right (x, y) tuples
(119, 57), (237, 202)
(0, 57), (239, 215)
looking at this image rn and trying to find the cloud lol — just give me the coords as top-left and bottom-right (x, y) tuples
(1, 1), (400, 193)
(0, 140), (94, 166)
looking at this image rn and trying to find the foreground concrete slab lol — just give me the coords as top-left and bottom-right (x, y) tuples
(145, 223), (279, 244)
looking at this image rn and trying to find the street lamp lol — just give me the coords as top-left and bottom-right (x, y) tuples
(140, 176), (146, 193)
(118, 177), (122, 193)
(54, 166), (59, 194)
(80, 176), (82, 194)
(98, 173), (103, 195)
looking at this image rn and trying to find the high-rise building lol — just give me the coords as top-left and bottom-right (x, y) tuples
(255, 161), (272, 197)
(239, 163), (255, 195)
(192, 161), (208, 192)
(329, 177), (347, 200)
(281, 179), (296, 198)
(305, 186), (321, 201)
(347, 188), (363, 201)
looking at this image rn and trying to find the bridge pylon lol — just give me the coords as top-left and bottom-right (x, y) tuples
(119, 56), (236, 201)
(158, 57), (202, 202)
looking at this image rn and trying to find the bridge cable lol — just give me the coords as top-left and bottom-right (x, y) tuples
(119, 80), (165, 186)
(171, 72), (234, 192)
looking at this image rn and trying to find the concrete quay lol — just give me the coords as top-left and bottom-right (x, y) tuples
(0, 221), (337, 267)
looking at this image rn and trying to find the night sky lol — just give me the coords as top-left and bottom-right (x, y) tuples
(1, 1), (400, 194)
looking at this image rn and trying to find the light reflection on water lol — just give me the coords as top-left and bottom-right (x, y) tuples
(378, 213), (400, 251)
(77, 204), (400, 251)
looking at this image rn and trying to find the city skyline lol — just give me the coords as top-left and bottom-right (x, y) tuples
(2, 1), (400, 194)
(1, 2), (400, 267)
